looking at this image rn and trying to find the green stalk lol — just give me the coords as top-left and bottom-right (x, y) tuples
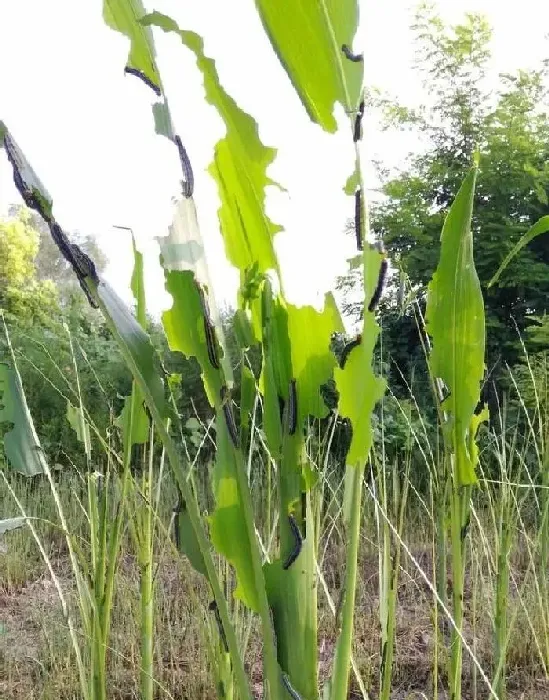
(379, 463), (409, 700)
(448, 479), (471, 700)
(138, 471), (155, 700)
(493, 479), (510, 700)
(230, 444), (282, 699)
(330, 462), (364, 700)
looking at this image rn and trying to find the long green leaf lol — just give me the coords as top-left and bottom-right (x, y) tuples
(489, 215), (549, 287)
(253, 0), (363, 131)
(425, 164), (485, 486)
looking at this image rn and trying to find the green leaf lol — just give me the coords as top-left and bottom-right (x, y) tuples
(103, 0), (162, 94)
(489, 215), (549, 287)
(142, 12), (281, 277)
(66, 401), (92, 456)
(0, 517), (25, 536)
(426, 165), (485, 485)
(287, 293), (344, 428)
(253, 0), (363, 131)
(116, 393), (149, 451)
(258, 284), (292, 459)
(162, 269), (223, 408)
(209, 418), (259, 612)
(334, 248), (387, 466)
(0, 362), (46, 477)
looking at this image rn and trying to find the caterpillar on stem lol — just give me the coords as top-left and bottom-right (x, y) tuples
(198, 287), (220, 370)
(221, 385), (239, 448)
(353, 100), (365, 143)
(354, 188), (363, 251)
(208, 600), (229, 653)
(368, 259), (388, 312)
(287, 379), (297, 436)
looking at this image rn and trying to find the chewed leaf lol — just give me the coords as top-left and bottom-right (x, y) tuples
(103, 0), (162, 94)
(162, 269), (223, 408)
(66, 401), (92, 457)
(0, 362), (47, 477)
(426, 165), (485, 485)
(287, 294), (344, 428)
(209, 418), (259, 612)
(253, 0), (363, 131)
(142, 12), (281, 277)
(335, 248), (387, 466)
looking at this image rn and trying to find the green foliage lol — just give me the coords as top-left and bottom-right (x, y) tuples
(0, 214), (59, 326)
(339, 4), (549, 370)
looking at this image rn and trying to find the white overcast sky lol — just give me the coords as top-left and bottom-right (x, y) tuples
(1, 0), (549, 317)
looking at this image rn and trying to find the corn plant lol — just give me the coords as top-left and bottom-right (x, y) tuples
(1, 0), (383, 696)
(425, 160), (488, 700)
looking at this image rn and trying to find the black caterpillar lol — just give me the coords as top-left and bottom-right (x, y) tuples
(368, 259), (388, 312)
(283, 513), (303, 570)
(208, 600), (229, 652)
(174, 135), (194, 198)
(341, 44), (363, 63)
(353, 100), (365, 143)
(354, 188), (363, 251)
(340, 335), (362, 369)
(221, 386), (239, 448)
(287, 379), (297, 436)
(124, 67), (162, 95)
(198, 288), (220, 370)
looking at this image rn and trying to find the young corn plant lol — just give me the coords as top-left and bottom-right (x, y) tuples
(2, 0), (384, 697)
(425, 160), (488, 700)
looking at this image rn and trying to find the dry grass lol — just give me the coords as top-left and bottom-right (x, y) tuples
(2, 474), (549, 699)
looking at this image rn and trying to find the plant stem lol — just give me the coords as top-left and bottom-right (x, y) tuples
(330, 463), (364, 700)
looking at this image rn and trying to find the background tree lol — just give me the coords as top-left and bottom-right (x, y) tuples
(338, 3), (549, 391)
